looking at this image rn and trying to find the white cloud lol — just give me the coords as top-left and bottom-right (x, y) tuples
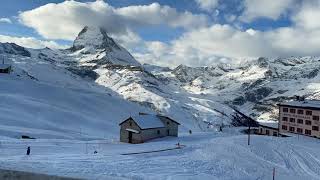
(19, 0), (208, 41)
(240, 0), (295, 22)
(15, 0), (320, 67)
(147, 41), (170, 57)
(117, 3), (208, 29)
(0, 18), (12, 24)
(0, 35), (69, 49)
(246, 28), (256, 35)
(141, 25), (270, 67)
(135, 22), (320, 67)
(110, 30), (142, 51)
(292, 0), (320, 30)
(195, 0), (219, 12)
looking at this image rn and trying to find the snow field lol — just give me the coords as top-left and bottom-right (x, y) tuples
(0, 131), (319, 180)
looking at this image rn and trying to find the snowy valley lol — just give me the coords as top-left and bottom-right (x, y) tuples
(1, 26), (320, 180)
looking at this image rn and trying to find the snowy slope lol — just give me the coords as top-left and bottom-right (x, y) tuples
(0, 50), (149, 139)
(2, 26), (320, 138)
(172, 57), (320, 121)
(0, 131), (319, 180)
(1, 26), (320, 180)
(59, 26), (235, 131)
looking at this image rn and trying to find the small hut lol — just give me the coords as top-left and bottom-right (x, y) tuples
(119, 114), (180, 144)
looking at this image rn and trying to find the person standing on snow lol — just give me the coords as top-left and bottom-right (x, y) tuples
(26, 146), (30, 155)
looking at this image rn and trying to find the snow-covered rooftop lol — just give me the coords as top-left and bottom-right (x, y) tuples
(279, 100), (320, 109)
(259, 122), (278, 129)
(130, 115), (165, 129)
(0, 64), (11, 69)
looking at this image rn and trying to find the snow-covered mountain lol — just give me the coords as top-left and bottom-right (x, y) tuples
(69, 26), (140, 66)
(0, 40), (148, 139)
(172, 57), (320, 121)
(1, 26), (320, 139)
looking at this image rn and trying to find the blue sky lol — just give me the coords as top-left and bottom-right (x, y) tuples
(0, 0), (199, 42)
(0, 0), (319, 67)
(0, 0), (292, 43)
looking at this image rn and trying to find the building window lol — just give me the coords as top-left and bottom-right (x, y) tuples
(289, 118), (295, 123)
(273, 132), (278, 136)
(297, 119), (303, 124)
(129, 122), (132, 126)
(312, 116), (319, 121)
(297, 128), (303, 134)
(282, 125), (287, 130)
(289, 127), (295, 132)
(282, 117), (288, 121)
(266, 130), (270, 135)
(290, 109), (296, 113)
(312, 126), (319, 131)
(167, 121), (170, 125)
(283, 108), (288, 112)
(297, 109), (304, 114)
(305, 129), (311, 135)
(305, 120), (312, 125)
(306, 111), (312, 116)
(157, 130), (160, 134)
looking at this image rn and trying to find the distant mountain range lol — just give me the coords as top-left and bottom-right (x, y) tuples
(1, 26), (320, 138)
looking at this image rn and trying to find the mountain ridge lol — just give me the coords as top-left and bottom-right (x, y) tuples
(1, 26), (320, 138)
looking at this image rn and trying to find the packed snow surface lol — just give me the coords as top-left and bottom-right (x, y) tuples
(0, 130), (319, 180)
(0, 70), (149, 139)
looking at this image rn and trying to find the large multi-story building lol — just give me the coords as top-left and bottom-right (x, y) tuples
(278, 99), (320, 138)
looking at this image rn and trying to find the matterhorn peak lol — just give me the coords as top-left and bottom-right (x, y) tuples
(70, 26), (140, 66)
(71, 26), (121, 52)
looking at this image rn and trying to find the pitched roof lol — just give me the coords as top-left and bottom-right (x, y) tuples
(119, 114), (165, 129)
(157, 115), (180, 125)
(131, 115), (165, 129)
(0, 64), (11, 69)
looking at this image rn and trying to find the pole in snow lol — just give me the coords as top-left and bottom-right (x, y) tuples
(248, 119), (251, 146)
(85, 142), (88, 154)
(273, 167), (275, 180)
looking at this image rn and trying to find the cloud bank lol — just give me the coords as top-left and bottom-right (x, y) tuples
(19, 0), (208, 40)
(9, 0), (320, 67)
(239, 0), (296, 22)
(0, 35), (69, 49)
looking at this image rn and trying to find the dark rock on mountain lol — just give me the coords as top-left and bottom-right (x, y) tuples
(0, 43), (31, 57)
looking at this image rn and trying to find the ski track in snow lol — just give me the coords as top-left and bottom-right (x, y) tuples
(0, 132), (320, 180)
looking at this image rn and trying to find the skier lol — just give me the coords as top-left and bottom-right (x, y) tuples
(26, 146), (30, 155)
